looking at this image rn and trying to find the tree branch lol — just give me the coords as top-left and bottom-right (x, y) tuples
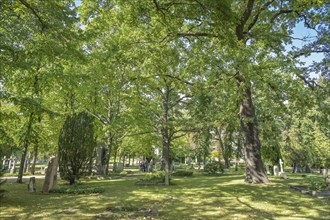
(236, 0), (255, 40)
(176, 32), (218, 38)
(247, 0), (275, 32)
(270, 9), (294, 23)
(19, 0), (46, 31)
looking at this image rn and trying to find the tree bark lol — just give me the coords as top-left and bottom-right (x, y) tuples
(30, 144), (38, 175)
(234, 0), (269, 184)
(216, 127), (230, 168)
(17, 112), (34, 183)
(105, 132), (113, 175)
(237, 75), (269, 183)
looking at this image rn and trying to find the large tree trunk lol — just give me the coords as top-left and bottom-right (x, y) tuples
(17, 112), (34, 183)
(216, 127), (230, 168)
(237, 75), (269, 183)
(105, 132), (113, 175)
(30, 144), (38, 175)
(161, 126), (171, 185)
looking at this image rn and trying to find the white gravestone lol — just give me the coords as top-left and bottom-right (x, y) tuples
(279, 159), (284, 173)
(279, 159), (287, 179)
(273, 165), (279, 176)
(265, 161), (271, 175)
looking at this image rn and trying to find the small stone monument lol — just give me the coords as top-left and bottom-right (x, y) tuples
(7, 157), (13, 172)
(2, 156), (6, 167)
(115, 162), (124, 172)
(28, 177), (36, 192)
(42, 156), (58, 193)
(273, 165), (279, 176)
(149, 159), (154, 172)
(279, 159), (287, 179)
(265, 161), (271, 175)
(10, 159), (16, 174)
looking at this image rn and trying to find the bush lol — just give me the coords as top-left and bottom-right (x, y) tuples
(172, 170), (193, 177)
(306, 177), (328, 191)
(204, 161), (224, 174)
(50, 185), (105, 194)
(136, 172), (167, 185)
(120, 170), (135, 175)
(58, 112), (96, 184)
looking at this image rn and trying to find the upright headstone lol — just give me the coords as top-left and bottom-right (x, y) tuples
(265, 161), (271, 175)
(28, 177), (36, 192)
(10, 159), (16, 174)
(115, 162), (124, 172)
(279, 159), (287, 179)
(279, 159), (284, 173)
(273, 165), (279, 176)
(42, 156), (58, 193)
(2, 156), (6, 168)
(171, 161), (175, 171)
(7, 157), (13, 172)
(149, 159), (154, 172)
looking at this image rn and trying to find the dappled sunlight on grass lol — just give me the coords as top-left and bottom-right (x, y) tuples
(0, 173), (329, 219)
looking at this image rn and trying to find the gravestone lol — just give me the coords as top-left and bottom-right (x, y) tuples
(322, 168), (329, 177)
(28, 177), (36, 192)
(115, 162), (124, 172)
(42, 156), (58, 193)
(279, 159), (287, 179)
(2, 156), (6, 167)
(265, 161), (271, 175)
(7, 157), (13, 172)
(171, 161), (175, 171)
(10, 159), (16, 174)
(273, 165), (279, 176)
(149, 159), (154, 172)
(96, 144), (107, 175)
(279, 159), (284, 173)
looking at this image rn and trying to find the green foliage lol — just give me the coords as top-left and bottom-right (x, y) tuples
(305, 176), (329, 191)
(50, 185), (105, 194)
(58, 111), (96, 182)
(136, 172), (167, 185)
(204, 161), (224, 174)
(172, 170), (193, 177)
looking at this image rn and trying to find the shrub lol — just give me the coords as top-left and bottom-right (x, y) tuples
(136, 172), (167, 185)
(58, 112), (96, 184)
(50, 185), (105, 194)
(204, 161), (224, 174)
(306, 177), (328, 191)
(172, 170), (193, 177)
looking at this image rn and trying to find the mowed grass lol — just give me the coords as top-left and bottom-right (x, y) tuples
(0, 172), (329, 220)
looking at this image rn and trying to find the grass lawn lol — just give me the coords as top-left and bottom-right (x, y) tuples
(0, 172), (329, 219)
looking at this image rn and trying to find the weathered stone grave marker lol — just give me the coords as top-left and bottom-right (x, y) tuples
(273, 165), (279, 176)
(42, 156), (58, 193)
(265, 161), (271, 175)
(28, 177), (36, 192)
(10, 158), (16, 174)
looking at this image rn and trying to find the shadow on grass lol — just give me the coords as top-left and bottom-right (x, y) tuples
(0, 173), (329, 219)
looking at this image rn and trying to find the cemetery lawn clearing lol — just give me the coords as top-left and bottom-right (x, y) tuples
(0, 172), (329, 219)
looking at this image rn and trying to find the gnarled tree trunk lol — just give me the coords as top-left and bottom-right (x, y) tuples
(237, 75), (269, 183)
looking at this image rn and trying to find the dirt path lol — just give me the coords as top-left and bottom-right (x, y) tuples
(0, 175), (44, 183)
